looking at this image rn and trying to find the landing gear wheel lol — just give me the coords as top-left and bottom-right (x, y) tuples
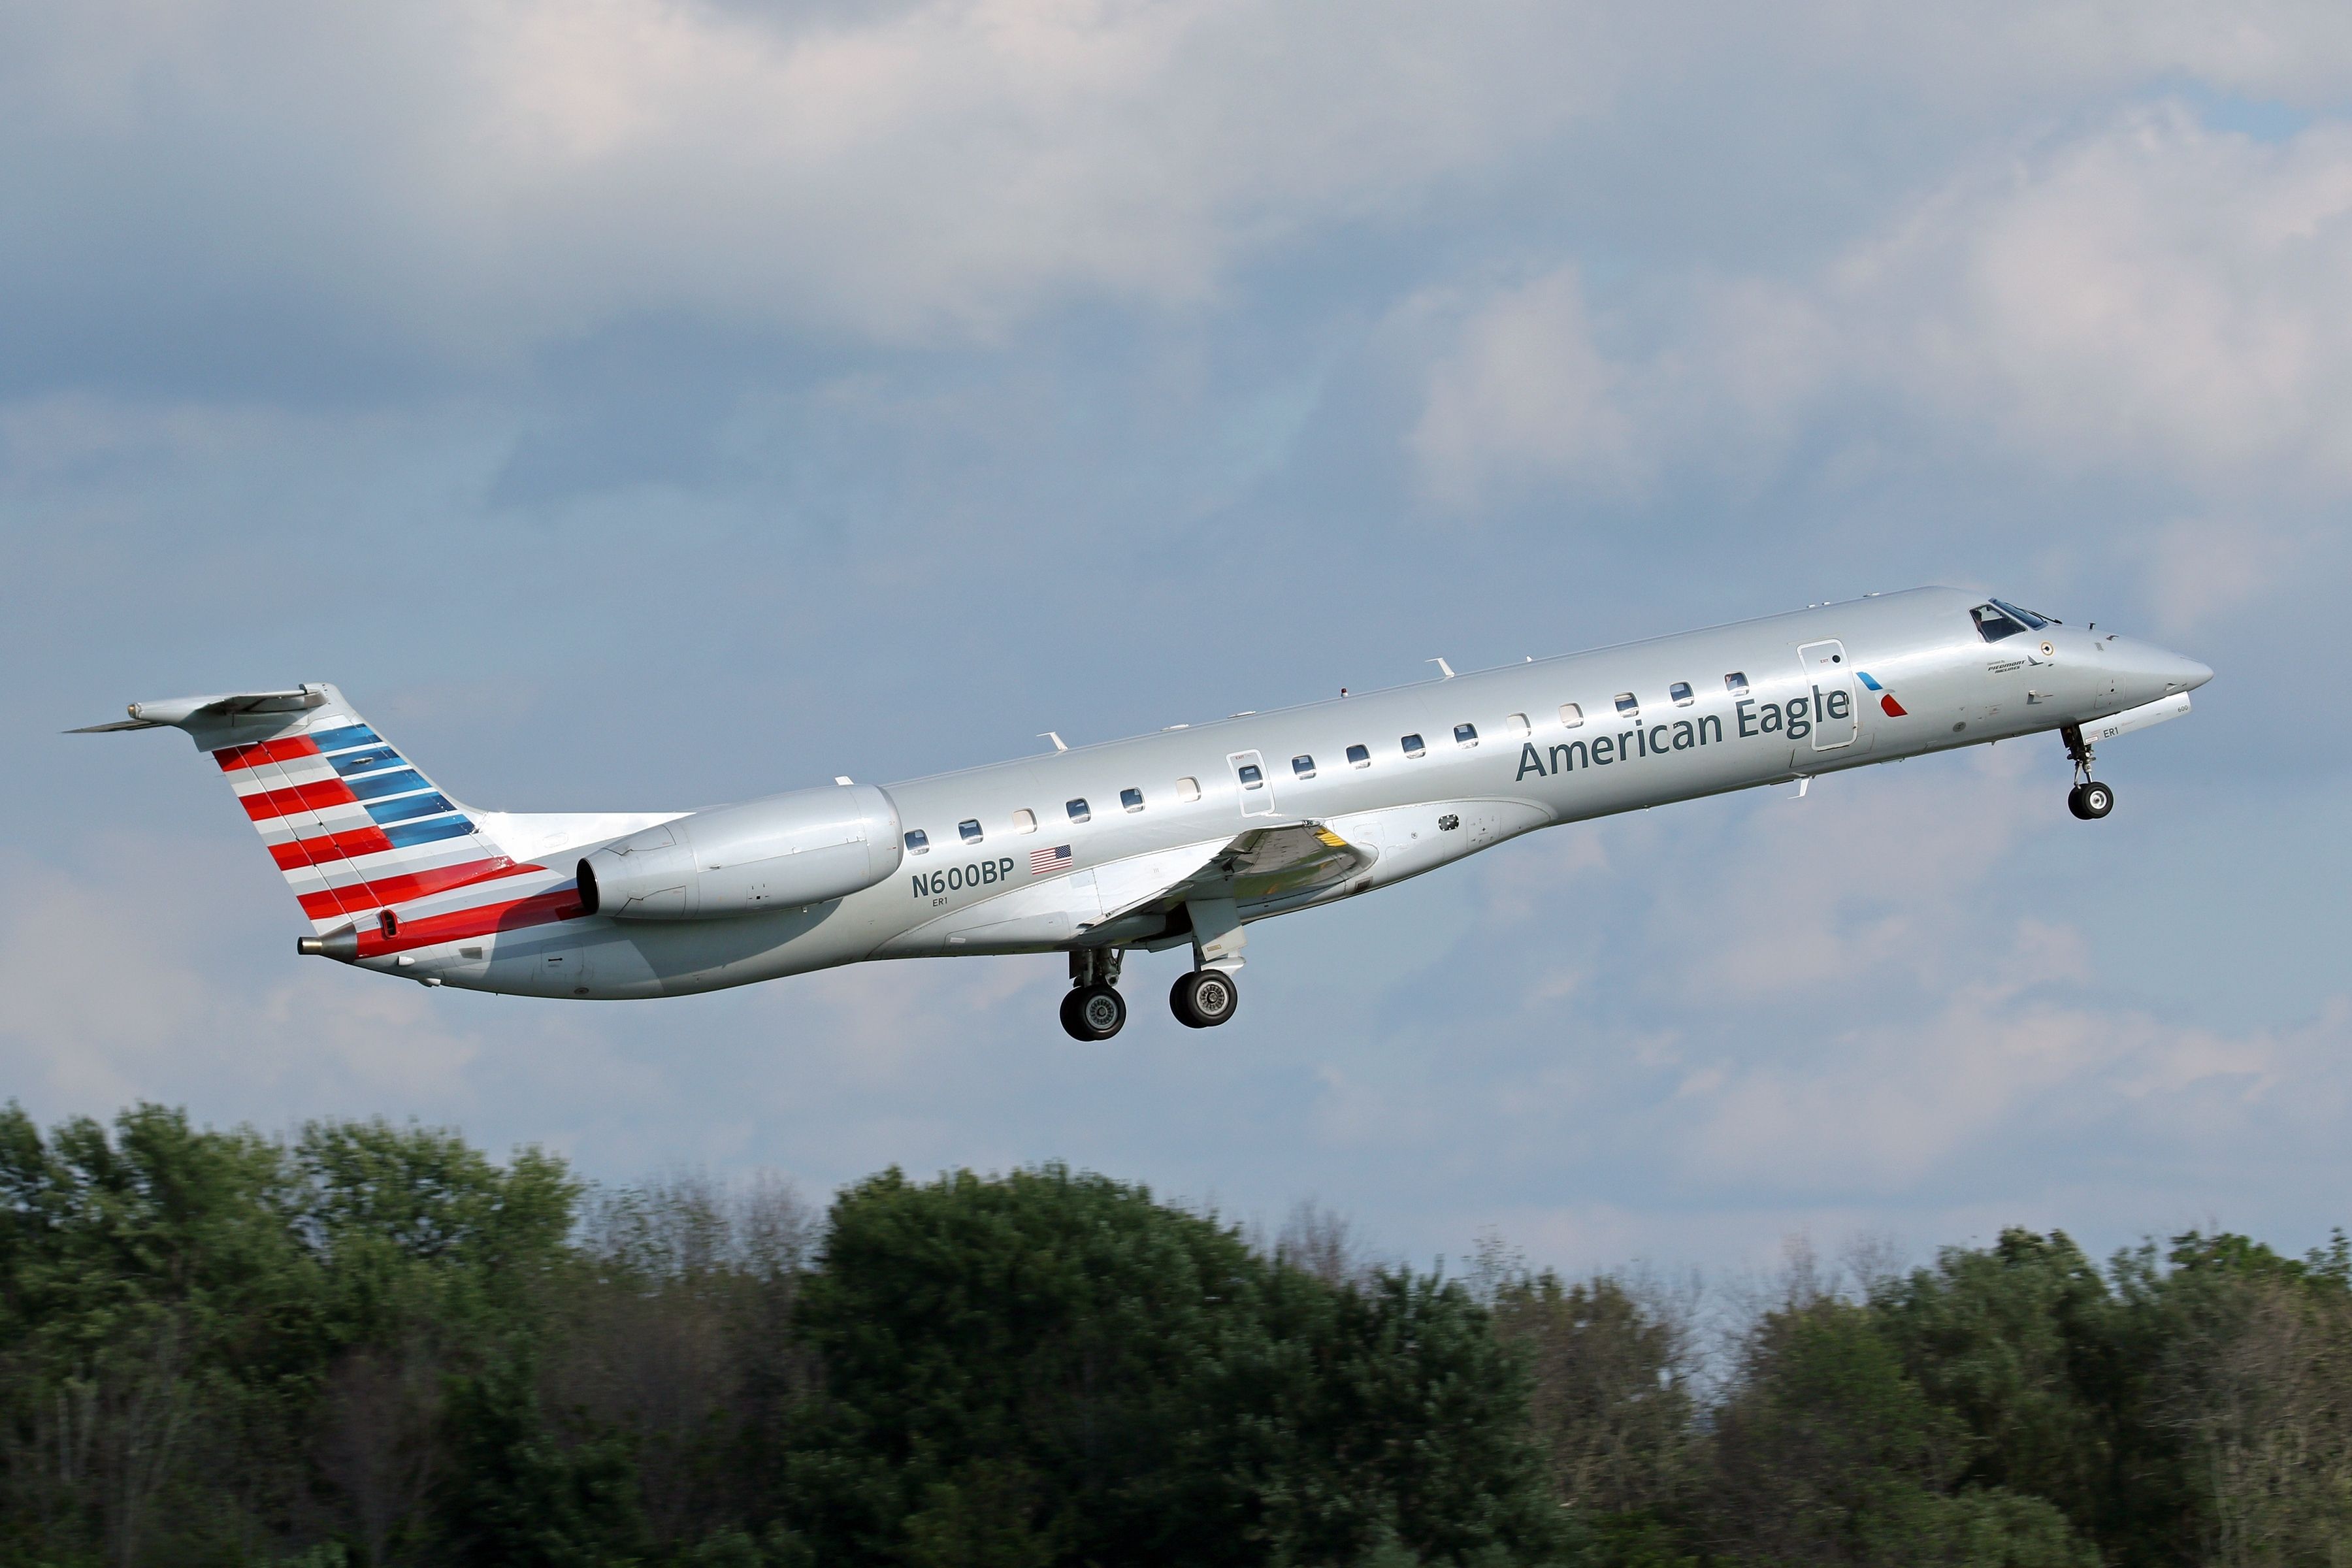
(1170, 969), (1240, 1029)
(1061, 983), (1127, 1041)
(2068, 781), (2115, 820)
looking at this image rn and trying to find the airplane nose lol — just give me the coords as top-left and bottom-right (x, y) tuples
(2139, 644), (2213, 693)
(2099, 636), (2213, 703)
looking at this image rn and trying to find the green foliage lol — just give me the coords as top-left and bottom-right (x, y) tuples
(1488, 1270), (1695, 1518)
(1703, 1298), (2095, 1566)
(1867, 1228), (2172, 1556)
(788, 1163), (1566, 1566)
(437, 1358), (646, 1568)
(0, 1103), (580, 1567)
(8, 1102), (2352, 1568)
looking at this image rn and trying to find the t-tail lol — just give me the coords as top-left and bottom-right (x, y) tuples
(73, 684), (580, 963)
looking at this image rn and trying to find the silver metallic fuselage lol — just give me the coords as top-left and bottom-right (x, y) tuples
(393, 587), (2211, 999)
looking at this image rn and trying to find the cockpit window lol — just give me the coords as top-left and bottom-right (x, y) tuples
(1971, 604), (2030, 642)
(1990, 598), (2051, 629)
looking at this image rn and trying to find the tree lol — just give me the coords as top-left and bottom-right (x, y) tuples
(2154, 1232), (2352, 1567)
(1488, 1271), (1697, 1522)
(787, 1163), (1567, 1567)
(1703, 1298), (2093, 1567)
(0, 1103), (320, 1565)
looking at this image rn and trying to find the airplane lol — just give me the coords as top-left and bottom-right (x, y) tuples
(80, 587), (2211, 1039)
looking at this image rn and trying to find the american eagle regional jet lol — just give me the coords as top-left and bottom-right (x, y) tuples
(84, 588), (2210, 1039)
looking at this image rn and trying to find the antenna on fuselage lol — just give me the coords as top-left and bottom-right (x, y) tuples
(1039, 732), (1068, 753)
(1427, 658), (1455, 679)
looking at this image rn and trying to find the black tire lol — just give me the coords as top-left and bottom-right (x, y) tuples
(2078, 780), (2114, 819)
(1064, 983), (1126, 1041)
(1170, 968), (1240, 1029)
(2066, 784), (2091, 819)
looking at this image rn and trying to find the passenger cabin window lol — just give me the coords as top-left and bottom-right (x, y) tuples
(1121, 787), (1145, 811)
(1670, 682), (1693, 706)
(1012, 809), (1037, 833)
(904, 830), (929, 854)
(1559, 703), (1584, 727)
(1454, 723), (1478, 747)
(1614, 693), (1639, 717)
(1237, 764), (1264, 789)
(1066, 798), (1090, 823)
(1971, 604), (2030, 642)
(1347, 743), (1371, 768)
(1401, 734), (1426, 757)
(1505, 712), (1530, 737)
(958, 820), (983, 844)
(1177, 777), (1201, 801)
(1724, 672), (1748, 694)
(1292, 754), (1316, 779)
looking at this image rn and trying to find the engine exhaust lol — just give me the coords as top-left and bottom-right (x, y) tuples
(297, 924), (359, 961)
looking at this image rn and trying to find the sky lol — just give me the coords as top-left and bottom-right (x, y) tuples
(4, 0), (2349, 1281)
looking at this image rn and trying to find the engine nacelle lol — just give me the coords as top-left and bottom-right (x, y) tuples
(577, 783), (902, 921)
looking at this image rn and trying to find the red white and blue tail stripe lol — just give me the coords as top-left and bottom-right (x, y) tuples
(78, 683), (580, 958)
(216, 713), (549, 935)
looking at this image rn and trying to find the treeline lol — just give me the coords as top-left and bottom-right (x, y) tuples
(3, 1107), (2349, 1566)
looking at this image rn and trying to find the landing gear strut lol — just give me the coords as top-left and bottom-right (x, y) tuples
(2061, 723), (2115, 820)
(1061, 948), (1126, 1041)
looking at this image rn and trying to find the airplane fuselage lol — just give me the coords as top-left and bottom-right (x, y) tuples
(400, 587), (2206, 1001)
(88, 586), (2212, 1032)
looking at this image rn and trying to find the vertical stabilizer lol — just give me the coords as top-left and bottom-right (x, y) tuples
(76, 683), (543, 933)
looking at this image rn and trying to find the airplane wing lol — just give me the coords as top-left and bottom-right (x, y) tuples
(1100, 821), (1375, 921)
(873, 821), (1379, 958)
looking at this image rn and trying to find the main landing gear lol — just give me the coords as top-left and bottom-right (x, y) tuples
(2061, 723), (2115, 820)
(1061, 948), (1127, 1041)
(1057, 947), (1243, 1039)
(1060, 983), (1126, 1041)
(1169, 968), (1239, 1029)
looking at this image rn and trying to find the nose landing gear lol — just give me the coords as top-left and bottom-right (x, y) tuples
(2061, 723), (2116, 820)
(2068, 780), (2114, 819)
(1061, 948), (1127, 1041)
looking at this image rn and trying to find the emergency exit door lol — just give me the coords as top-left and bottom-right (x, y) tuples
(1796, 640), (1858, 750)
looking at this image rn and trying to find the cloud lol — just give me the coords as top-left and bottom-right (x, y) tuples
(1855, 108), (2352, 489)
(1409, 105), (2352, 540)
(0, 847), (490, 1113)
(0, 0), (1619, 372)
(9, 0), (2352, 1284)
(2139, 514), (2319, 632)
(1408, 269), (1636, 509)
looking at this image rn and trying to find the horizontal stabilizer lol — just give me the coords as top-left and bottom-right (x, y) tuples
(70, 685), (330, 736)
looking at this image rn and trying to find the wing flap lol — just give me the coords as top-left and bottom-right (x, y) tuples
(1104, 822), (1375, 919)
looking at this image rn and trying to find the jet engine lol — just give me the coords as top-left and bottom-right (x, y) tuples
(577, 783), (902, 921)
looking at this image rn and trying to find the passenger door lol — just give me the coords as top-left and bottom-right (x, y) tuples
(1797, 640), (1858, 751)
(1228, 750), (1276, 817)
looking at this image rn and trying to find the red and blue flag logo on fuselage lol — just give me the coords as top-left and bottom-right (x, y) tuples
(1855, 671), (1906, 717)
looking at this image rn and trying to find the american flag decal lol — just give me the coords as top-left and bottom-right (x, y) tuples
(1030, 844), (1072, 875)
